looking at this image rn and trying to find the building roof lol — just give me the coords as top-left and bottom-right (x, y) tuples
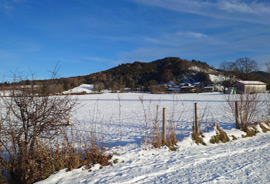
(237, 80), (266, 85)
(181, 85), (195, 89)
(165, 81), (175, 86)
(204, 86), (214, 89)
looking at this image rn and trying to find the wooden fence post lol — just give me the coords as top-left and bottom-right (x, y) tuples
(162, 108), (167, 145)
(235, 101), (240, 129)
(194, 103), (200, 134)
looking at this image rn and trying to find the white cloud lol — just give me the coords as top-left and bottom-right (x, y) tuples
(0, 0), (28, 16)
(0, 1), (14, 15)
(181, 32), (207, 38)
(219, 1), (256, 14)
(84, 56), (114, 64)
(143, 31), (208, 47)
(131, 0), (270, 25)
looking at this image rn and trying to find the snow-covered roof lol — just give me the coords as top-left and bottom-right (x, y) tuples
(237, 80), (266, 85)
(165, 81), (175, 86)
(181, 85), (195, 89)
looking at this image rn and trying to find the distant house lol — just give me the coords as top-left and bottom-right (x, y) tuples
(203, 86), (214, 92)
(180, 85), (197, 93)
(158, 81), (176, 89)
(163, 81), (176, 88)
(166, 87), (181, 93)
(233, 80), (266, 94)
(124, 88), (131, 92)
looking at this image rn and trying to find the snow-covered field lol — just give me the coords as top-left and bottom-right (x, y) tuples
(37, 92), (270, 184)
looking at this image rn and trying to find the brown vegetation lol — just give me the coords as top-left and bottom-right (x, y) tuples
(226, 92), (260, 132)
(209, 124), (230, 144)
(0, 73), (112, 184)
(192, 132), (206, 146)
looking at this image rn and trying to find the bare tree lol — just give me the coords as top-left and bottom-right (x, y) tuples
(219, 61), (237, 87)
(0, 72), (76, 183)
(266, 62), (270, 116)
(266, 62), (270, 85)
(220, 61), (236, 72)
(93, 82), (105, 93)
(226, 92), (260, 131)
(235, 57), (259, 80)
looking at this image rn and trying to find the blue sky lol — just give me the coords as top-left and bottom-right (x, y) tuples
(0, 0), (270, 81)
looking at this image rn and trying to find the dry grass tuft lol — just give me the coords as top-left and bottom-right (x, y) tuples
(167, 144), (177, 151)
(242, 125), (259, 138)
(166, 130), (177, 147)
(264, 121), (270, 127)
(231, 135), (238, 140)
(192, 133), (206, 146)
(210, 124), (230, 144)
(259, 123), (270, 133)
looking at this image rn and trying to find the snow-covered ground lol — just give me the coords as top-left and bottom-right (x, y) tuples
(36, 92), (270, 184)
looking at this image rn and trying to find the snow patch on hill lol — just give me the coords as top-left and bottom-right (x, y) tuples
(189, 66), (216, 73)
(209, 74), (227, 83)
(63, 84), (94, 94)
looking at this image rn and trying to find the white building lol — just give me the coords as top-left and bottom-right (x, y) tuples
(234, 80), (266, 94)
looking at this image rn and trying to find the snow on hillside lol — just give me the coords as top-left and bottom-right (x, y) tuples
(188, 66), (227, 84)
(36, 93), (270, 184)
(209, 74), (227, 83)
(189, 66), (216, 74)
(63, 84), (94, 94)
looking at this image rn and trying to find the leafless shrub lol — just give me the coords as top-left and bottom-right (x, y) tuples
(0, 71), (76, 183)
(139, 95), (153, 145)
(81, 132), (112, 169)
(0, 72), (112, 183)
(151, 105), (162, 148)
(226, 92), (260, 132)
(118, 94), (122, 142)
(166, 97), (178, 146)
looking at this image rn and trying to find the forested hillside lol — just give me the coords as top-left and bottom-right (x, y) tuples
(1, 57), (269, 93)
(82, 57), (215, 91)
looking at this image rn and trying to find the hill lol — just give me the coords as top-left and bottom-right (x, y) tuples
(1, 57), (269, 93)
(82, 57), (217, 92)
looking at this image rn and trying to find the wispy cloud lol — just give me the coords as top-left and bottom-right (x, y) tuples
(131, 0), (270, 25)
(220, 1), (256, 14)
(177, 32), (207, 38)
(142, 31), (210, 48)
(0, 0), (28, 16)
(0, 1), (14, 15)
(117, 25), (270, 66)
(84, 56), (114, 64)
